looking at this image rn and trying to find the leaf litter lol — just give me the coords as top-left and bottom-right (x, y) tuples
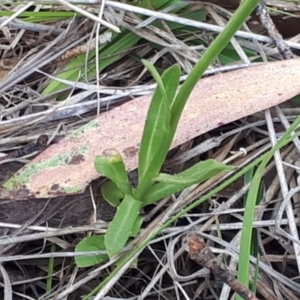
(1, 1), (300, 299)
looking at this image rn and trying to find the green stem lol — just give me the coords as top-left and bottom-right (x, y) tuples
(170, 0), (259, 132)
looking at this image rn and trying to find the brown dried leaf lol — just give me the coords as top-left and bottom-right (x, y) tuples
(2, 59), (300, 200)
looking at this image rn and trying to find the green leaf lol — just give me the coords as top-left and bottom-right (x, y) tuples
(75, 235), (108, 268)
(0, 11), (77, 22)
(135, 64), (181, 199)
(156, 160), (234, 184)
(94, 150), (132, 195)
(142, 60), (167, 103)
(238, 164), (263, 294)
(42, 31), (141, 95)
(105, 195), (142, 257)
(143, 159), (234, 205)
(101, 181), (124, 207)
(130, 215), (143, 237)
(237, 163), (263, 293)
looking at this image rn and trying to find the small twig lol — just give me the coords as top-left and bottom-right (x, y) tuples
(0, 264), (12, 300)
(0, 135), (48, 162)
(256, 2), (294, 59)
(187, 233), (259, 300)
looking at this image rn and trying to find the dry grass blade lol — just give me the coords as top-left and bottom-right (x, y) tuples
(57, 0), (120, 32)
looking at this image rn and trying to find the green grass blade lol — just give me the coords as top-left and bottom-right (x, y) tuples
(236, 159), (265, 300)
(46, 244), (56, 297)
(0, 10), (77, 22)
(42, 31), (141, 95)
(236, 116), (300, 299)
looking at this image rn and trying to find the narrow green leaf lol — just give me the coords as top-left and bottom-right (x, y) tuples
(105, 195), (142, 257)
(101, 181), (124, 207)
(238, 163), (264, 296)
(142, 60), (168, 105)
(42, 32), (141, 95)
(136, 64), (181, 199)
(237, 116), (300, 299)
(243, 167), (260, 266)
(237, 161), (264, 293)
(243, 168), (255, 206)
(75, 235), (108, 268)
(46, 244), (56, 293)
(164, 64), (181, 107)
(139, 0), (179, 10)
(143, 159), (234, 205)
(94, 150), (132, 195)
(0, 11), (77, 20)
(155, 160), (234, 185)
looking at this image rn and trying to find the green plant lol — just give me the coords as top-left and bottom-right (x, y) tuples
(75, 0), (260, 262)
(74, 0), (270, 298)
(75, 61), (233, 262)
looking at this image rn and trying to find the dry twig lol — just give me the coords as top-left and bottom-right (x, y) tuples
(187, 233), (259, 300)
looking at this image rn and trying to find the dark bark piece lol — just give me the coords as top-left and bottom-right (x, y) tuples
(0, 161), (115, 235)
(0, 135), (49, 161)
(35, 135), (48, 149)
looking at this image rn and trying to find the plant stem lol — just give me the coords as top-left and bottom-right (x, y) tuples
(170, 0), (260, 133)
